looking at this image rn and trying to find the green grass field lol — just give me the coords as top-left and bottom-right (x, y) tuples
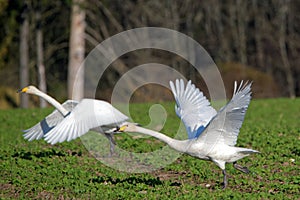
(1, 98), (299, 199)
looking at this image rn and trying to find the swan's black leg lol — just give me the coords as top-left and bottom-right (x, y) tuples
(222, 169), (228, 189)
(109, 135), (116, 156)
(105, 133), (116, 157)
(233, 162), (249, 174)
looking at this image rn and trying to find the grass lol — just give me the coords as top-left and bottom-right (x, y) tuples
(0, 98), (299, 199)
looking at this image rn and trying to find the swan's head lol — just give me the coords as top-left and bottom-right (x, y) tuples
(118, 122), (139, 132)
(18, 85), (40, 94)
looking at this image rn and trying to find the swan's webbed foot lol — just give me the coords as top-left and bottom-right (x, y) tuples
(222, 169), (228, 189)
(233, 162), (249, 174)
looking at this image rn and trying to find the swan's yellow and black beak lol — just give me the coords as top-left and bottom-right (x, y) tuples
(118, 125), (127, 132)
(116, 123), (140, 132)
(17, 87), (28, 93)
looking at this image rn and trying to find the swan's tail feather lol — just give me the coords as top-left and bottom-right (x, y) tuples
(228, 148), (259, 163)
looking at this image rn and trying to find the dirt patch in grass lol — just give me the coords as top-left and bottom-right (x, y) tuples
(0, 183), (19, 199)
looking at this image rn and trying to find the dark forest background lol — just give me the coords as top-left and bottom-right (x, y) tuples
(0, 0), (299, 109)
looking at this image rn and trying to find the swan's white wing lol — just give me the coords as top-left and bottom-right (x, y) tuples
(170, 79), (217, 139)
(197, 81), (252, 146)
(23, 100), (79, 141)
(44, 99), (128, 144)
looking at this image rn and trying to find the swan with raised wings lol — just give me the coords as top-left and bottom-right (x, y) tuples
(118, 79), (259, 188)
(18, 86), (128, 155)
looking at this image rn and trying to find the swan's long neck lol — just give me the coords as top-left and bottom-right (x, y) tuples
(133, 126), (191, 153)
(35, 90), (69, 116)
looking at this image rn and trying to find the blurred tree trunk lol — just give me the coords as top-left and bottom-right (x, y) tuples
(252, 0), (264, 71)
(278, 0), (295, 98)
(228, 3), (238, 62)
(36, 5), (47, 108)
(214, 0), (232, 61)
(19, 2), (29, 108)
(68, 0), (85, 100)
(236, 0), (247, 65)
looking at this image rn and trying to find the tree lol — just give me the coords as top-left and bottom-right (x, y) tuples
(19, 1), (29, 108)
(36, 2), (47, 107)
(68, 0), (86, 100)
(278, 0), (295, 98)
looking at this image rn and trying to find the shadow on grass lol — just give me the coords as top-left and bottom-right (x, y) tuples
(12, 149), (68, 160)
(90, 176), (166, 187)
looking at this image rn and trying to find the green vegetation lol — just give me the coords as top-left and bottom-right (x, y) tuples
(1, 98), (299, 199)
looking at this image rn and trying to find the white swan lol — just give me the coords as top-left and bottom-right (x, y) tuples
(118, 79), (259, 188)
(18, 86), (128, 155)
